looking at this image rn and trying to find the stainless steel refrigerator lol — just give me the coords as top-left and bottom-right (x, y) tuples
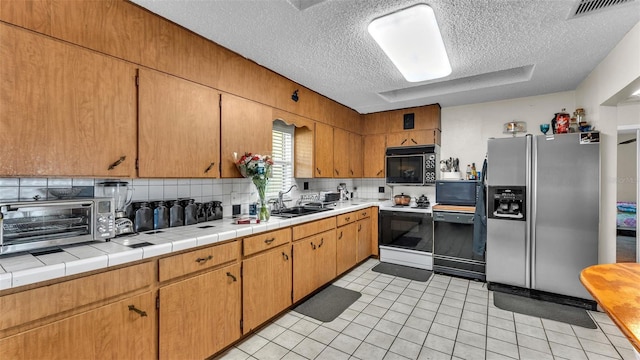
(486, 132), (600, 300)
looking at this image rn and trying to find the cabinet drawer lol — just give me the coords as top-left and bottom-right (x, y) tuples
(336, 211), (357, 227)
(357, 208), (372, 220)
(243, 228), (291, 257)
(292, 217), (336, 241)
(0, 262), (153, 333)
(159, 241), (239, 282)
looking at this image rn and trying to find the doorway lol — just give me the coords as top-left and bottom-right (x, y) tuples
(616, 128), (638, 262)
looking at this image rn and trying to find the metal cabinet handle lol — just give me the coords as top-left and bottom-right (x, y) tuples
(376, 170), (383, 176)
(226, 272), (237, 282)
(338, 231), (343, 240)
(282, 252), (289, 261)
(204, 162), (215, 173)
(318, 238), (324, 248)
(316, 167), (321, 174)
(400, 139), (407, 145)
(195, 255), (213, 263)
(264, 237), (275, 245)
(411, 138), (418, 145)
(362, 212), (367, 217)
(128, 305), (147, 317)
(310, 242), (316, 250)
(350, 169), (354, 175)
(345, 216), (350, 221)
(108, 156), (126, 170)
(358, 224), (362, 231)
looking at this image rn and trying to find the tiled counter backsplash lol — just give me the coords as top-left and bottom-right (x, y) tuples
(0, 177), (391, 217)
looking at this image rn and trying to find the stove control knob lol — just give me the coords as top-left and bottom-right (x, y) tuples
(97, 225), (107, 233)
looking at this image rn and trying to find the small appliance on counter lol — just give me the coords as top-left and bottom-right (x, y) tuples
(0, 198), (115, 255)
(98, 181), (134, 236)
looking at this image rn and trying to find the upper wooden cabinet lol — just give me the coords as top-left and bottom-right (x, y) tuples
(333, 128), (350, 178)
(314, 122), (334, 178)
(221, 94), (272, 178)
(363, 134), (386, 178)
(387, 105), (441, 133)
(349, 133), (364, 178)
(0, 23), (137, 177)
(138, 68), (220, 178)
(386, 129), (440, 147)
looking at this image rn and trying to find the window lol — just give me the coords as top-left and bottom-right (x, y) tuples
(266, 120), (294, 198)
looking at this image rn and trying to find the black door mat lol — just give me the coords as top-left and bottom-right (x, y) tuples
(371, 262), (433, 282)
(494, 291), (597, 329)
(293, 285), (361, 322)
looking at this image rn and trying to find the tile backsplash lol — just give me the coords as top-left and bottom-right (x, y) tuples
(0, 177), (394, 217)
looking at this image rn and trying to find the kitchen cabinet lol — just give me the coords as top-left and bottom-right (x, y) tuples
(363, 134), (386, 178)
(349, 132), (364, 178)
(138, 68), (220, 178)
(0, 292), (156, 360)
(336, 212), (358, 275)
(0, 23), (137, 177)
(387, 105), (441, 133)
(242, 245), (292, 333)
(386, 129), (440, 147)
(221, 93), (273, 178)
(333, 127), (350, 178)
(293, 229), (337, 302)
(159, 263), (241, 360)
(314, 122), (334, 178)
(357, 209), (373, 263)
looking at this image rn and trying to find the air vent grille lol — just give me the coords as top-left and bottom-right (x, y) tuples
(570, 0), (636, 18)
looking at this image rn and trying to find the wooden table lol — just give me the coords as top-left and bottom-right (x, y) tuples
(580, 263), (640, 353)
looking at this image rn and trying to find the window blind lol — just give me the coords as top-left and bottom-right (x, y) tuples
(266, 121), (294, 198)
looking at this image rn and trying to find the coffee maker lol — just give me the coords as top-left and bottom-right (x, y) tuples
(99, 181), (135, 235)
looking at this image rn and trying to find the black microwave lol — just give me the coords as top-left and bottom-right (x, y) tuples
(435, 180), (478, 206)
(385, 145), (439, 185)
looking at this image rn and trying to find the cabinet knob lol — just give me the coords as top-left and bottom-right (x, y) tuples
(195, 255), (213, 263)
(350, 169), (354, 175)
(338, 231), (343, 240)
(376, 170), (383, 176)
(318, 238), (324, 248)
(310, 242), (316, 250)
(226, 272), (237, 282)
(335, 169), (339, 175)
(204, 162), (215, 173)
(282, 252), (289, 261)
(345, 216), (350, 221)
(108, 156), (126, 170)
(316, 167), (321, 175)
(400, 139), (407, 145)
(128, 305), (147, 317)
(358, 224), (362, 231)
(411, 138), (418, 145)
(264, 237), (275, 245)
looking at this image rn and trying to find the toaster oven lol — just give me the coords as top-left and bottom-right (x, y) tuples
(0, 198), (115, 255)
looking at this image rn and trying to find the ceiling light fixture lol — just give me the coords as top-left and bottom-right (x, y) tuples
(632, 88), (640, 97)
(368, 4), (451, 82)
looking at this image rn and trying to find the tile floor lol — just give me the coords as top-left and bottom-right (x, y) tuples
(215, 259), (637, 360)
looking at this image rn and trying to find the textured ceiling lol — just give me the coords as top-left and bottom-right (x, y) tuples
(130, 0), (640, 113)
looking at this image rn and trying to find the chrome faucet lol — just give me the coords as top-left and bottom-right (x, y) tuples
(276, 185), (298, 211)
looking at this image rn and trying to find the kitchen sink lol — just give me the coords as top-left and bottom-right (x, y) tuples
(271, 206), (333, 218)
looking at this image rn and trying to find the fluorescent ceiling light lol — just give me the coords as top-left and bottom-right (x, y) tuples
(632, 88), (640, 96)
(368, 4), (451, 82)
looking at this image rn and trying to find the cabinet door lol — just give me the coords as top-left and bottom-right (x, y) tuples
(159, 263), (241, 360)
(336, 223), (357, 275)
(0, 292), (156, 360)
(314, 229), (337, 288)
(409, 129), (439, 146)
(386, 132), (409, 147)
(293, 235), (318, 302)
(314, 122), (334, 178)
(357, 217), (372, 262)
(243, 246), (292, 333)
(220, 94), (273, 178)
(0, 23), (137, 177)
(349, 133), (363, 178)
(363, 134), (386, 178)
(333, 127), (350, 178)
(138, 68), (220, 178)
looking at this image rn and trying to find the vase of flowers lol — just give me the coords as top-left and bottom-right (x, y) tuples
(235, 152), (273, 221)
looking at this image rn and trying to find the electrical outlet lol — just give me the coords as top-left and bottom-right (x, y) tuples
(231, 191), (239, 204)
(378, 186), (385, 193)
(303, 182), (309, 190)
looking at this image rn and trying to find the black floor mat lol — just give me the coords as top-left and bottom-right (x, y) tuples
(372, 262), (433, 282)
(293, 285), (361, 322)
(494, 291), (597, 329)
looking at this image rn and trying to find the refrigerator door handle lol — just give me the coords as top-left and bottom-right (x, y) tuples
(528, 134), (535, 290)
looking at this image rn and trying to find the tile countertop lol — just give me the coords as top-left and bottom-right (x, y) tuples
(0, 200), (381, 291)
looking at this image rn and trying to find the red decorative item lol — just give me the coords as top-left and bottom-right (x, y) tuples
(555, 108), (570, 134)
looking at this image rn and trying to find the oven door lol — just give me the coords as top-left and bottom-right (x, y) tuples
(385, 155), (425, 185)
(379, 210), (432, 252)
(433, 211), (485, 280)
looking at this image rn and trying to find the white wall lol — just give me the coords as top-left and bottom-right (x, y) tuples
(440, 91), (576, 170)
(576, 21), (640, 264)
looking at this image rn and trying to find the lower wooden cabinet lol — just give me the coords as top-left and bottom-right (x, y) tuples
(336, 222), (358, 275)
(357, 216), (373, 262)
(293, 229), (336, 302)
(242, 245), (292, 333)
(159, 263), (241, 360)
(0, 292), (156, 360)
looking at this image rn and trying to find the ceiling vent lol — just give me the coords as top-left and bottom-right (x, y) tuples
(569, 0), (637, 18)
